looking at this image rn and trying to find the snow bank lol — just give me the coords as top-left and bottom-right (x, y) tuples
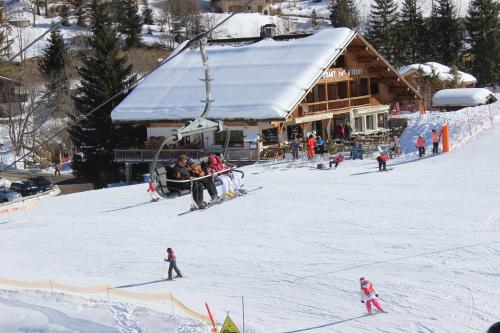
(399, 100), (500, 154)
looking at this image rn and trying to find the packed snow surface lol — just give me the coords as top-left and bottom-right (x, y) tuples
(1, 104), (500, 331)
(111, 28), (355, 122)
(432, 88), (496, 107)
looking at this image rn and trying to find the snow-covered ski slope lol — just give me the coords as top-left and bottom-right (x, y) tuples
(1, 113), (500, 332)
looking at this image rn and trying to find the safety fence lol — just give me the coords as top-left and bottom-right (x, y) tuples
(0, 277), (211, 324)
(0, 198), (40, 216)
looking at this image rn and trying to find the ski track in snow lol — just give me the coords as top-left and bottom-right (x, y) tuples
(1, 108), (500, 331)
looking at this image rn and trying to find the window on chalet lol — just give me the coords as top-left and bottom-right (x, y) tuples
(359, 78), (369, 95)
(333, 55), (346, 68)
(377, 113), (387, 128)
(354, 116), (363, 131)
(366, 115), (375, 130)
(316, 84), (326, 101)
(350, 80), (359, 98)
(327, 83), (338, 100)
(215, 130), (244, 147)
(305, 90), (314, 103)
(370, 79), (379, 94)
(338, 82), (348, 99)
(261, 127), (279, 145)
(287, 125), (303, 140)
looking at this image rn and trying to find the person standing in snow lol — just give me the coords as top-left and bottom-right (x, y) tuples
(376, 152), (389, 171)
(307, 134), (316, 159)
(416, 135), (426, 158)
(316, 136), (325, 155)
(164, 247), (182, 280)
(147, 179), (160, 202)
(431, 129), (440, 154)
(345, 123), (352, 141)
(290, 137), (301, 160)
(360, 277), (384, 314)
(54, 163), (61, 176)
(330, 154), (344, 169)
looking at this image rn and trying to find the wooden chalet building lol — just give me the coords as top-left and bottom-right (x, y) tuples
(111, 27), (421, 169)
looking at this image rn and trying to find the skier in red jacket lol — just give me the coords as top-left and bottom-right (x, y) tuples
(147, 179), (160, 202)
(306, 134), (316, 159)
(329, 154), (344, 169)
(416, 135), (426, 157)
(360, 277), (385, 314)
(376, 152), (389, 171)
(164, 248), (183, 280)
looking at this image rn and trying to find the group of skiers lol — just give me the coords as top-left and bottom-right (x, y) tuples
(147, 153), (246, 209)
(290, 133), (327, 160)
(162, 246), (386, 315)
(416, 129), (441, 158)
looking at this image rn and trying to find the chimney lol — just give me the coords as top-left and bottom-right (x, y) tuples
(260, 24), (277, 39)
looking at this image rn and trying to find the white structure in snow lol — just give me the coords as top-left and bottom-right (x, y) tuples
(432, 88), (497, 110)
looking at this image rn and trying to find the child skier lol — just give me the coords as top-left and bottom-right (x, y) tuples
(329, 154), (344, 169)
(164, 248), (183, 280)
(416, 135), (426, 158)
(376, 152), (389, 171)
(147, 179), (160, 202)
(360, 277), (385, 314)
(431, 129), (440, 154)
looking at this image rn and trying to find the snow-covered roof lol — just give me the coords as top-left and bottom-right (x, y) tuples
(111, 28), (356, 122)
(432, 88), (497, 107)
(399, 62), (477, 85)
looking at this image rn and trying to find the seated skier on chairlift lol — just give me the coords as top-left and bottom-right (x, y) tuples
(215, 153), (246, 195)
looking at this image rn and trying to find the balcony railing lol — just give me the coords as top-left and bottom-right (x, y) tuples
(304, 95), (371, 114)
(114, 148), (260, 163)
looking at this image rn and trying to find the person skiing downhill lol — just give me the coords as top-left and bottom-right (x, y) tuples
(147, 179), (160, 202)
(360, 277), (385, 314)
(164, 248), (182, 280)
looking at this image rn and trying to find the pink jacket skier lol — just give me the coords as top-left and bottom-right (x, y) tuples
(360, 277), (385, 314)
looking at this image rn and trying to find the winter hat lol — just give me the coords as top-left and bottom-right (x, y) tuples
(359, 277), (366, 282)
(167, 248), (172, 253)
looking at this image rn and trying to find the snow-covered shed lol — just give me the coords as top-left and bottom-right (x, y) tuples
(112, 27), (421, 163)
(399, 62), (477, 87)
(432, 88), (497, 111)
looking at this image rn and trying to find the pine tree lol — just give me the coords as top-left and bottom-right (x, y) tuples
(73, 0), (89, 27)
(366, 0), (399, 63)
(142, 0), (154, 25)
(38, 27), (70, 117)
(69, 0), (137, 187)
(60, 4), (71, 26)
(466, 0), (500, 84)
(117, 0), (143, 48)
(428, 0), (464, 65)
(329, 0), (359, 29)
(396, 0), (426, 65)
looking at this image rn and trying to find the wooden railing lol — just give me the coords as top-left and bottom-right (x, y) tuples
(304, 95), (371, 114)
(114, 148), (260, 163)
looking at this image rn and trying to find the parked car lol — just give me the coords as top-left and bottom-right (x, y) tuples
(10, 181), (43, 197)
(28, 176), (53, 191)
(0, 187), (21, 203)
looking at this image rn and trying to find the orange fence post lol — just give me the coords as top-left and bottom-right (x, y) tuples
(205, 302), (218, 333)
(441, 124), (450, 153)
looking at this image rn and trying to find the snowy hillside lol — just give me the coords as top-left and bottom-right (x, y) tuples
(0, 101), (499, 331)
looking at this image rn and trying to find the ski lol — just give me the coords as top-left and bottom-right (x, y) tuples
(177, 186), (264, 216)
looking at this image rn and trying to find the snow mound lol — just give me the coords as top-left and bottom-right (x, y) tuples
(399, 100), (500, 154)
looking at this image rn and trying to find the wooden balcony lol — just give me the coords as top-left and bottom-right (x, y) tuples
(114, 148), (259, 163)
(303, 95), (371, 114)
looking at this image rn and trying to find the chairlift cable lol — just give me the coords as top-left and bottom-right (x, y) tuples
(0, 0), (257, 173)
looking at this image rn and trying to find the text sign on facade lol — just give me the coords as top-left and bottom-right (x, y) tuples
(321, 68), (364, 81)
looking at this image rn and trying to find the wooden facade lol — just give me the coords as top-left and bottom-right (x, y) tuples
(211, 0), (279, 14)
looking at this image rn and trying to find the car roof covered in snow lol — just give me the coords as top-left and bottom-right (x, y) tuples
(432, 88), (497, 107)
(111, 28), (356, 122)
(399, 62), (477, 85)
